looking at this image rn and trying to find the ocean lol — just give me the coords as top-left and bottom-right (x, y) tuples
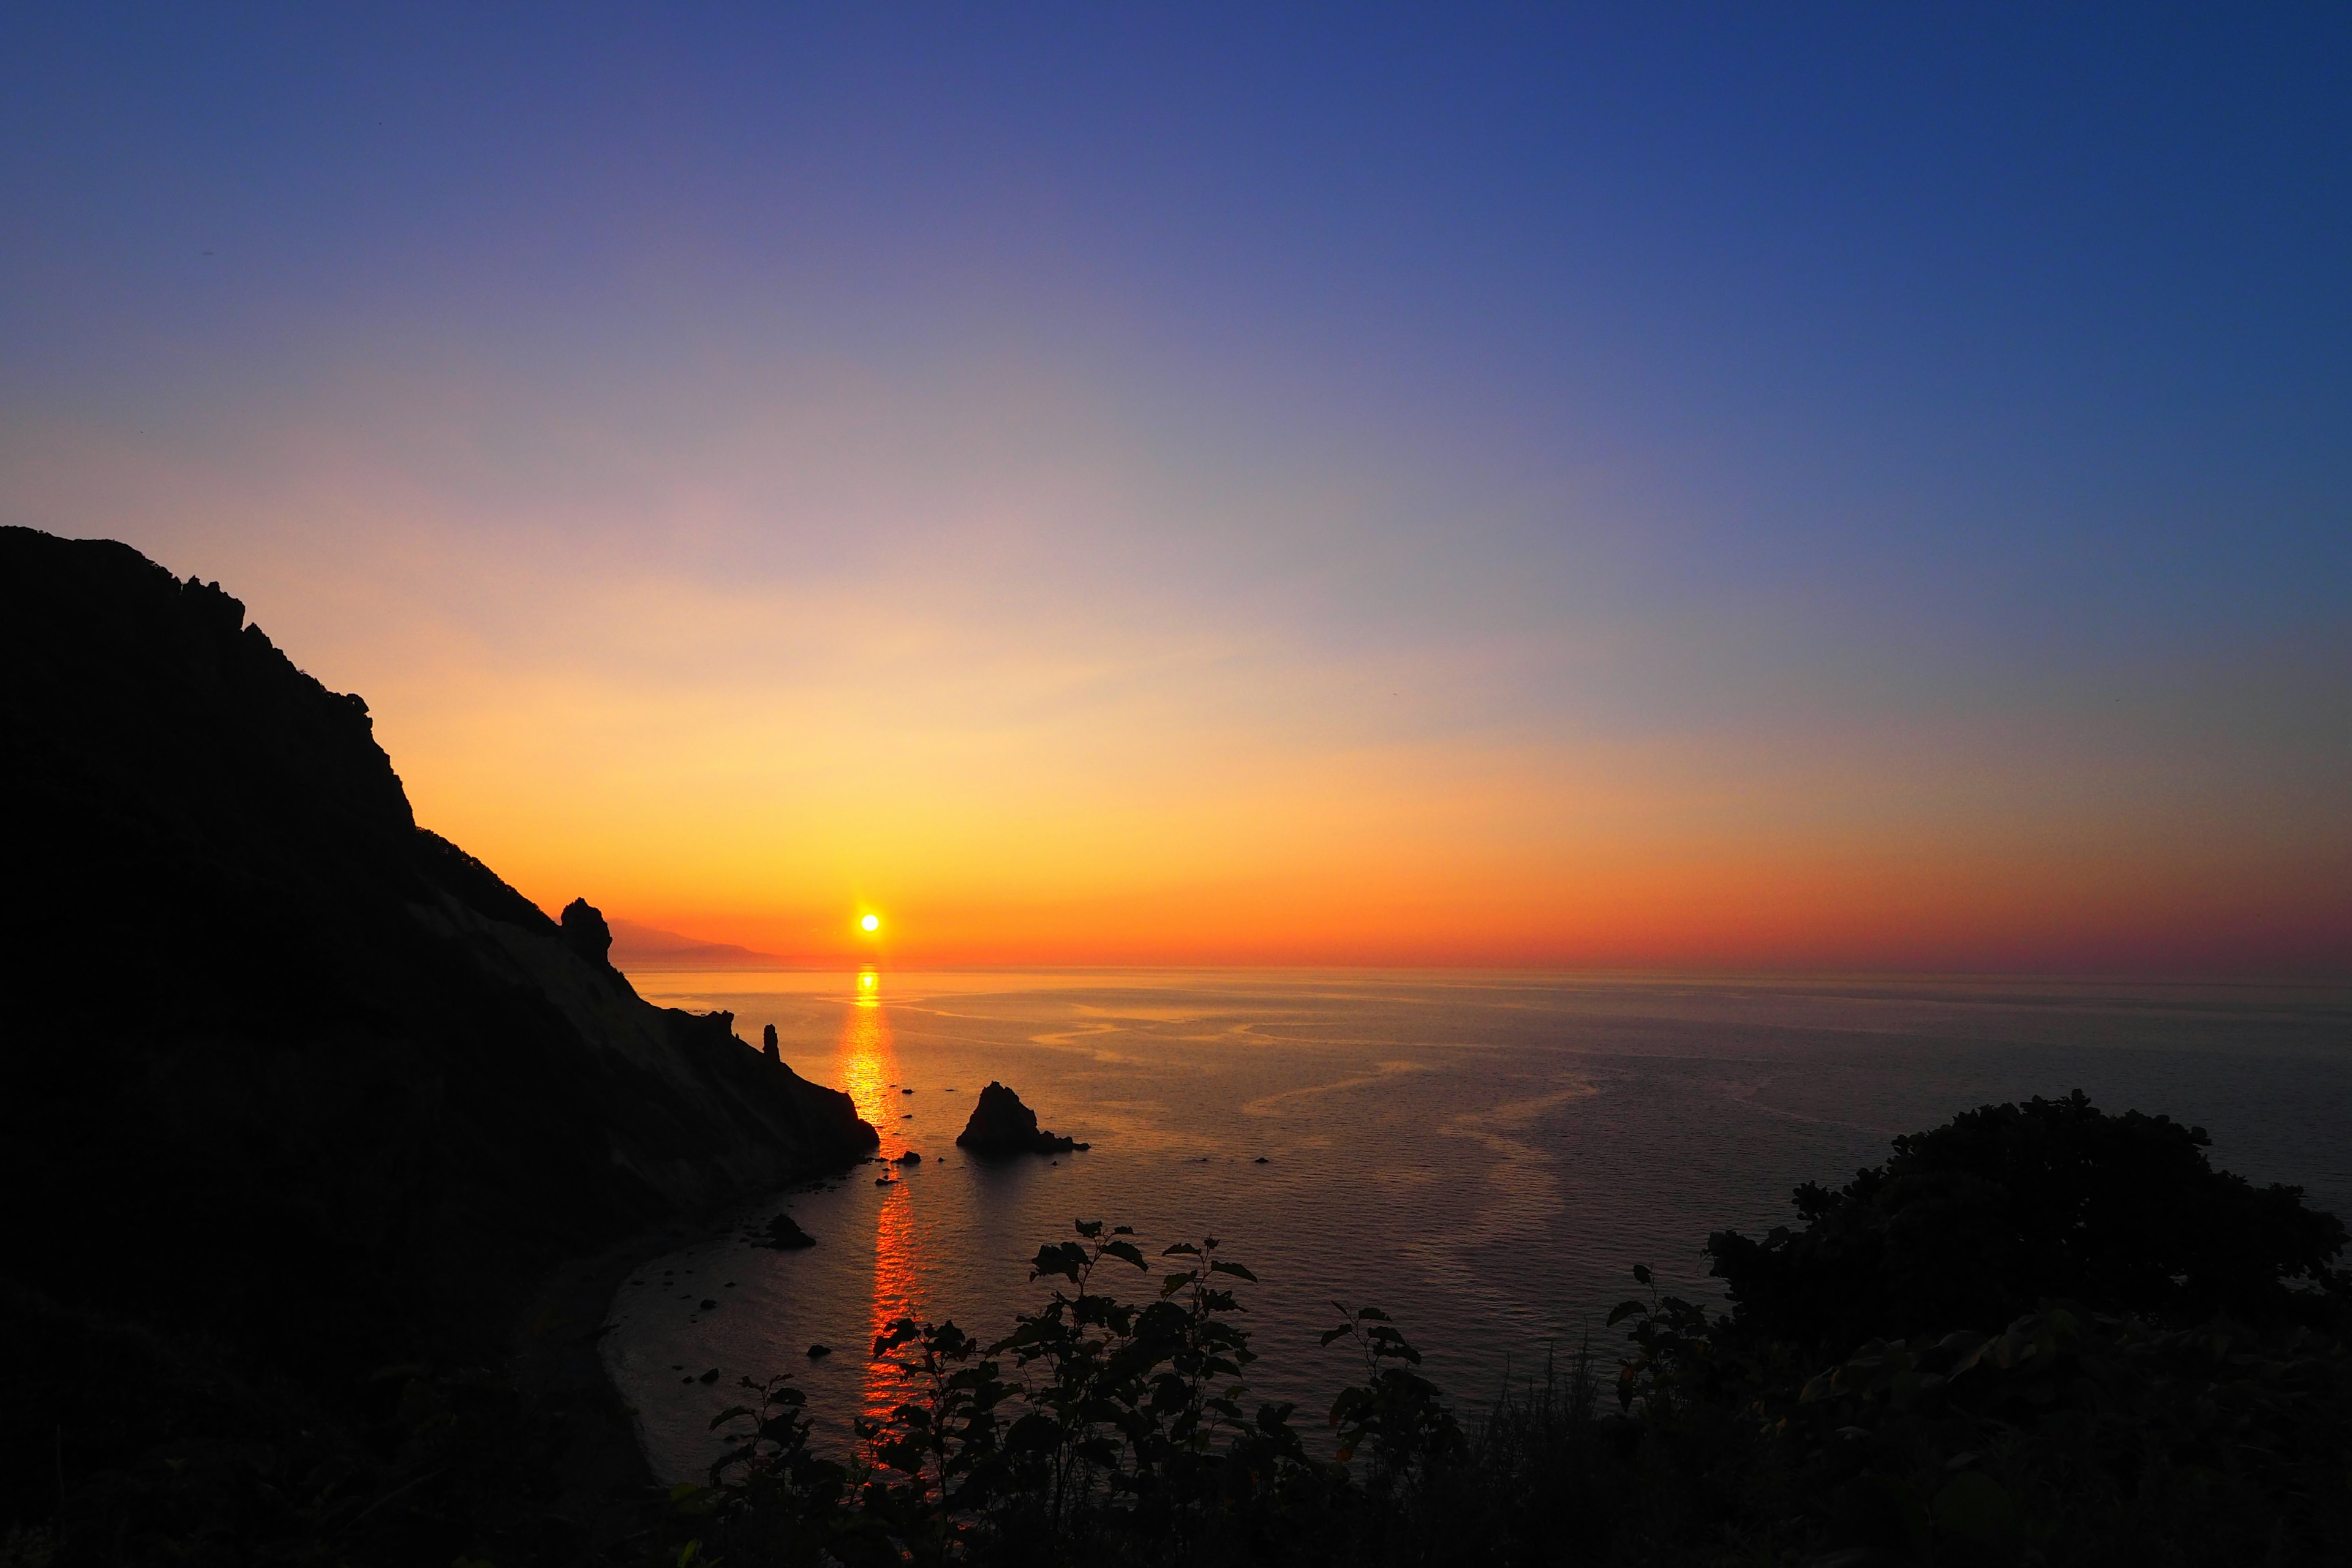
(600, 969), (2352, 1482)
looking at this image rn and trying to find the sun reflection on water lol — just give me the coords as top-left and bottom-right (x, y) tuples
(865, 1182), (922, 1423)
(835, 972), (894, 1127)
(829, 971), (924, 1423)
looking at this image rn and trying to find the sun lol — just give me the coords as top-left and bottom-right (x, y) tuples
(860, 913), (880, 933)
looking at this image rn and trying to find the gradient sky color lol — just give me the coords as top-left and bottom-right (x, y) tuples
(6, 6), (2348, 970)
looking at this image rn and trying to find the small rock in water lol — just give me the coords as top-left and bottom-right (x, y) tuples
(699, 1298), (718, 1310)
(698, 1368), (720, 1384)
(807, 1343), (832, 1358)
(1254, 1156), (1270, 1164)
(954, 1082), (1088, 1156)
(753, 1213), (816, 1250)
(894, 1150), (922, 1165)
(900, 1088), (915, 1095)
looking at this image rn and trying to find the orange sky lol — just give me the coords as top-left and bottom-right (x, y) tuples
(4, 374), (2342, 974)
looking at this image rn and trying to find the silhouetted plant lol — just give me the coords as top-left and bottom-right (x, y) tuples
(692, 1221), (1330, 1563)
(1321, 1302), (1461, 1494)
(1707, 1089), (2351, 1354)
(858, 1316), (1016, 1561)
(692, 1371), (858, 1566)
(1750, 1304), (2352, 1562)
(1605, 1262), (1720, 1417)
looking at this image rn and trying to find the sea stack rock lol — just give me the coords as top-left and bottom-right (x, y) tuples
(955, 1082), (1089, 1156)
(762, 1023), (781, 1061)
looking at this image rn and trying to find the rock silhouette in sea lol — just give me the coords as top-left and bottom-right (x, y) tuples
(955, 1082), (1090, 1156)
(755, 1213), (816, 1250)
(763, 1023), (780, 1062)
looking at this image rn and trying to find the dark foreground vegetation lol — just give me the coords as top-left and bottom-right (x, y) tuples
(15, 1092), (2347, 1567)
(665, 1091), (2352, 1568)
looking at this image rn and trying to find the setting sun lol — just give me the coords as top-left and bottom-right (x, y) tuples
(860, 914), (881, 933)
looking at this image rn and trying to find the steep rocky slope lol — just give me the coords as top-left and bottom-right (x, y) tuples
(0, 527), (872, 1536)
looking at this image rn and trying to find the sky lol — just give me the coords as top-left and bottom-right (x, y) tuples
(4, 4), (2348, 970)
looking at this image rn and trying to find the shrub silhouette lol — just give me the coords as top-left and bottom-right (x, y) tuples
(684, 1194), (2352, 1566)
(693, 1222), (1468, 1564)
(1706, 1089), (2350, 1353)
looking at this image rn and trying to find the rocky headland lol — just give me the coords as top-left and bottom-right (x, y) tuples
(0, 526), (876, 1561)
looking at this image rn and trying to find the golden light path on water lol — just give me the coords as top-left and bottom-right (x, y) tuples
(831, 969), (924, 1424)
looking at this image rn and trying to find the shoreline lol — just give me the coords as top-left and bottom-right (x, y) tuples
(505, 1163), (870, 1536)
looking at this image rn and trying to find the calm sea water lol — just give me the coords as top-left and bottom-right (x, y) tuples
(602, 969), (2352, 1482)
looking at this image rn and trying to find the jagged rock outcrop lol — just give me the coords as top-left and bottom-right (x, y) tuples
(956, 1082), (1090, 1155)
(560, 896), (617, 969)
(0, 526), (877, 1433)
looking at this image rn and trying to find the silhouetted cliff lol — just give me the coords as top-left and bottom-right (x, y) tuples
(0, 527), (874, 1531)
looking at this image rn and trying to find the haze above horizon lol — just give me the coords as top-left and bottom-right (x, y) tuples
(5, 6), (2347, 971)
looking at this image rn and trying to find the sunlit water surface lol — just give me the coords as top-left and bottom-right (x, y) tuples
(601, 970), (2352, 1481)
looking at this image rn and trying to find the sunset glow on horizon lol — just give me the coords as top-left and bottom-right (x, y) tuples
(6, 8), (2348, 974)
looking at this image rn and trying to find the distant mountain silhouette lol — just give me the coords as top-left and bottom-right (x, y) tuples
(0, 527), (875, 1523)
(608, 917), (793, 971)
